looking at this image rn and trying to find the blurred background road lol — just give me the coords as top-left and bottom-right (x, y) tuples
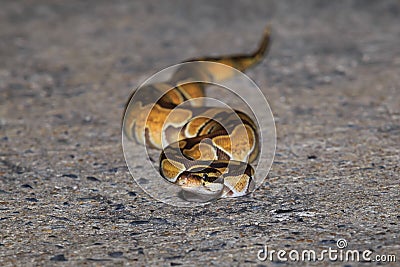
(1, 1), (399, 266)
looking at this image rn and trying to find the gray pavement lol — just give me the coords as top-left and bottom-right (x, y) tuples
(0, 1), (399, 266)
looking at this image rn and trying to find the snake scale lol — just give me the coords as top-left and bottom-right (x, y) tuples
(123, 27), (271, 200)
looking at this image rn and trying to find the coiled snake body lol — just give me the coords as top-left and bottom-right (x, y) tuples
(124, 28), (271, 200)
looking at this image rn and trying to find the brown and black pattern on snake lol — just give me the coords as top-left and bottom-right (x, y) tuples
(123, 27), (271, 200)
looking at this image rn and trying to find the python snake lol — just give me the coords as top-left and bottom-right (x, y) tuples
(124, 27), (271, 200)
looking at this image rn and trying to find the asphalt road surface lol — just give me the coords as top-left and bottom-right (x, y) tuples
(1, 1), (399, 266)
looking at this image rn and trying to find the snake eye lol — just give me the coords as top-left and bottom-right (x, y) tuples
(203, 173), (208, 180)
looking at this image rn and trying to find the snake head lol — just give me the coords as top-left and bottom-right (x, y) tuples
(177, 169), (224, 196)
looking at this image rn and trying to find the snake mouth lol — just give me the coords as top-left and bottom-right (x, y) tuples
(177, 172), (224, 196)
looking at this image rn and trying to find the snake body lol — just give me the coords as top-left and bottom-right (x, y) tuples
(124, 28), (271, 200)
